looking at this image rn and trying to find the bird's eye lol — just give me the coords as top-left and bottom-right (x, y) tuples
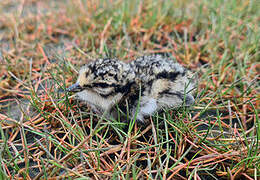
(93, 82), (110, 88)
(108, 73), (114, 76)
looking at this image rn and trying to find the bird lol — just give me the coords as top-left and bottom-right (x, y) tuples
(127, 55), (196, 122)
(65, 58), (136, 118)
(65, 55), (196, 123)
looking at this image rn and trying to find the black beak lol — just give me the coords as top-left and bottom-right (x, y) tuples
(65, 82), (83, 92)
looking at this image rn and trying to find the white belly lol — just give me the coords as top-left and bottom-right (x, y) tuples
(76, 90), (122, 112)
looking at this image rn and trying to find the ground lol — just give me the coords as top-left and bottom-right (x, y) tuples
(0, 0), (259, 179)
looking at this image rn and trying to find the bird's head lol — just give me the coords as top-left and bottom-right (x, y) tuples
(66, 58), (135, 97)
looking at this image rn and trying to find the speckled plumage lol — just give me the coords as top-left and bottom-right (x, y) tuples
(66, 55), (196, 123)
(128, 55), (196, 121)
(69, 58), (135, 115)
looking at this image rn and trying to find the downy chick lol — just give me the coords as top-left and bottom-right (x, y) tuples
(128, 55), (196, 122)
(66, 58), (135, 117)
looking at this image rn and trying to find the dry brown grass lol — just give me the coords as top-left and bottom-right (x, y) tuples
(0, 0), (259, 179)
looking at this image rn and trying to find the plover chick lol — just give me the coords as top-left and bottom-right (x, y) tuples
(65, 58), (135, 117)
(128, 55), (196, 122)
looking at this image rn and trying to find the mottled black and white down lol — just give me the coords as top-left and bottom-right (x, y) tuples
(65, 55), (196, 123)
(128, 55), (196, 122)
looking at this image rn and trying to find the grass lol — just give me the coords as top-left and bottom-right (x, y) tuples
(0, 0), (259, 179)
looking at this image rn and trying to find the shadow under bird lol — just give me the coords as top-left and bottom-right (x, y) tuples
(65, 55), (196, 123)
